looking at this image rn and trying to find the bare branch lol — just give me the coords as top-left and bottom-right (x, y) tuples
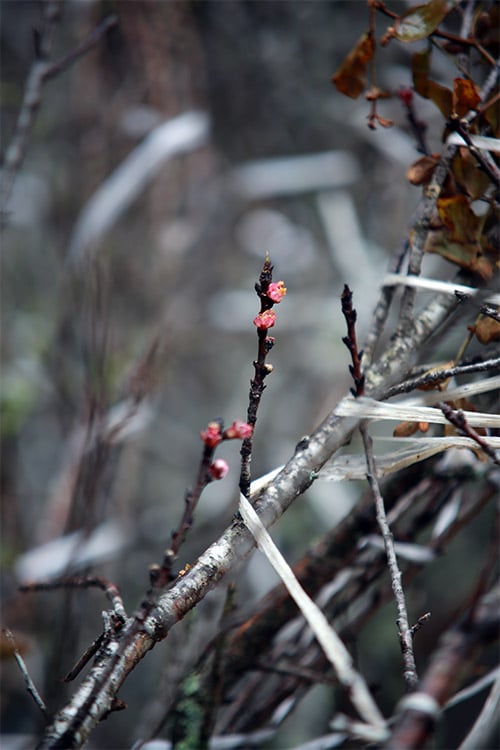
(439, 402), (500, 465)
(1, 12), (117, 215)
(19, 575), (127, 623)
(361, 426), (418, 690)
(2, 628), (49, 721)
(341, 284), (365, 397)
(240, 257), (286, 498)
(387, 583), (500, 749)
(383, 357), (500, 399)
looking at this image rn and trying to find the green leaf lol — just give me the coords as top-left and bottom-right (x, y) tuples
(395, 0), (450, 42)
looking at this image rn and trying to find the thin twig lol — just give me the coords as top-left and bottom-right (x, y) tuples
(395, 52), (499, 339)
(361, 425), (418, 690)
(148, 418), (252, 594)
(1, 12), (117, 214)
(2, 628), (49, 720)
(341, 284), (365, 397)
(147, 433), (221, 593)
(64, 631), (108, 683)
(409, 612), (431, 637)
(478, 305), (500, 324)
(455, 291), (500, 323)
(19, 575), (127, 623)
(439, 402), (500, 465)
(362, 240), (408, 369)
(398, 90), (430, 156)
(18, 577), (128, 684)
(397, 144), (458, 336)
(240, 257), (285, 498)
(448, 117), (500, 188)
(383, 357), (500, 399)
(387, 582), (500, 749)
(42, 15), (118, 83)
(256, 662), (338, 686)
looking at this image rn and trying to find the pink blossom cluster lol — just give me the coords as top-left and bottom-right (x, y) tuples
(200, 419), (254, 481)
(267, 280), (287, 303)
(253, 280), (287, 330)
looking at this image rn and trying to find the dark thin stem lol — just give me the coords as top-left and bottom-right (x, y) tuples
(1, 12), (117, 215)
(198, 584), (237, 747)
(240, 258), (276, 499)
(448, 118), (500, 188)
(397, 144), (457, 336)
(455, 291), (500, 324)
(42, 15), (118, 83)
(463, 513), (500, 630)
(479, 306), (500, 324)
(394, 52), (499, 340)
(19, 577), (128, 684)
(362, 240), (408, 369)
(2, 628), (49, 720)
(19, 575), (127, 623)
(478, 90), (500, 119)
(409, 612), (431, 637)
(341, 285), (365, 397)
(361, 425), (418, 691)
(401, 94), (430, 156)
(256, 662), (338, 686)
(439, 402), (500, 465)
(432, 29), (496, 68)
(382, 357), (500, 399)
(388, 583), (499, 749)
(150, 440), (217, 590)
(64, 632), (107, 683)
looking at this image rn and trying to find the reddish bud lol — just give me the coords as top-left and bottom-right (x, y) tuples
(267, 280), (287, 303)
(224, 419), (253, 440)
(399, 87), (414, 107)
(254, 310), (276, 329)
(200, 421), (223, 448)
(209, 459), (229, 480)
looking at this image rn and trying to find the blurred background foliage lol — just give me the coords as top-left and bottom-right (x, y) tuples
(1, 1), (497, 748)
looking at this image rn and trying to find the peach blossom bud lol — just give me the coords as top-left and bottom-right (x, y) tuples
(200, 421), (223, 448)
(209, 459), (229, 480)
(399, 87), (413, 107)
(225, 419), (253, 440)
(253, 310), (276, 329)
(267, 281), (287, 303)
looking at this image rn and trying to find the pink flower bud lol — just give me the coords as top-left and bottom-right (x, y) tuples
(224, 419), (253, 440)
(253, 309), (276, 329)
(200, 421), (223, 448)
(267, 280), (287, 303)
(209, 459), (229, 480)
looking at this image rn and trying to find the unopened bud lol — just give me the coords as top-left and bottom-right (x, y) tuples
(209, 459), (229, 480)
